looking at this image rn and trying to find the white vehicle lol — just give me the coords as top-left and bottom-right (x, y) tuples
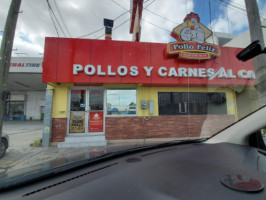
(0, 133), (9, 159)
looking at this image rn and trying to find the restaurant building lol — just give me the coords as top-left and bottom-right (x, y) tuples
(42, 13), (257, 147)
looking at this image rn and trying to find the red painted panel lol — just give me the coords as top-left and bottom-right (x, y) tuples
(42, 37), (58, 82)
(57, 38), (91, 83)
(42, 38), (256, 86)
(225, 47), (256, 85)
(90, 40), (122, 83)
(150, 43), (182, 85)
(121, 41), (151, 84)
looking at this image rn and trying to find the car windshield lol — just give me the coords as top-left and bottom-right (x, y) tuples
(0, 0), (266, 180)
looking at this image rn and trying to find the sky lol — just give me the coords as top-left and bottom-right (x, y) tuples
(0, 0), (266, 57)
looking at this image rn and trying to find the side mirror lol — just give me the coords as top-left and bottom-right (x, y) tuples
(236, 40), (266, 62)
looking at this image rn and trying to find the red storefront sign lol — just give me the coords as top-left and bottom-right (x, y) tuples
(42, 38), (256, 86)
(167, 41), (220, 59)
(89, 111), (103, 132)
(168, 12), (220, 60)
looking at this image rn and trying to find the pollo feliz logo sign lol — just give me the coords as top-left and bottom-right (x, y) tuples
(73, 64), (255, 80)
(168, 12), (220, 60)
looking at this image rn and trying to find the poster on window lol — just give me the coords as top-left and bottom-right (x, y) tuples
(69, 112), (85, 133)
(89, 111), (103, 132)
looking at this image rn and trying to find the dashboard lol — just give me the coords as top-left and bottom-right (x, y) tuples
(1, 142), (266, 200)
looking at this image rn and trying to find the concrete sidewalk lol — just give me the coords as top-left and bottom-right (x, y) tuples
(0, 121), (156, 173)
(0, 121), (97, 172)
(3, 120), (43, 149)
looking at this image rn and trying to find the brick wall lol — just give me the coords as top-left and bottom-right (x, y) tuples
(51, 118), (67, 142)
(105, 115), (235, 140)
(50, 115), (235, 142)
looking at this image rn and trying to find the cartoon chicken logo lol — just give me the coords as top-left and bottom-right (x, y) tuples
(171, 12), (212, 44)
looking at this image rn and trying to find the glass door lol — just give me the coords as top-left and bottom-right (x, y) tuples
(69, 89), (104, 134)
(69, 90), (86, 134)
(88, 90), (104, 133)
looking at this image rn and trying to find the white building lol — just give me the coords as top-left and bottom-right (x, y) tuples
(223, 19), (266, 118)
(224, 19), (266, 48)
(5, 57), (46, 121)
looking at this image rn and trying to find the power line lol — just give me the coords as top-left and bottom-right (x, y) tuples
(78, 1), (132, 39)
(215, 0), (266, 18)
(214, 0), (246, 15)
(47, 0), (59, 37)
(112, 0), (173, 33)
(144, 0), (156, 9)
(79, 0), (160, 40)
(53, 0), (72, 37)
(143, 8), (180, 25)
(142, 18), (171, 33)
(78, 27), (105, 38)
(96, 18), (131, 39)
(208, 0), (215, 44)
(46, 0), (67, 37)
(111, 0), (127, 10)
(113, 18), (131, 31)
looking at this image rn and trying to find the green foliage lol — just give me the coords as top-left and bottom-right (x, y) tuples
(30, 138), (42, 147)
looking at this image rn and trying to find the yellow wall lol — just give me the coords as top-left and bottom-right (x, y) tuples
(50, 83), (73, 118)
(50, 83), (237, 120)
(137, 86), (237, 119)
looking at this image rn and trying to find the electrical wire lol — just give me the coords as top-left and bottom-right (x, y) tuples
(143, 8), (180, 25)
(208, 0), (215, 44)
(144, 0), (156, 9)
(112, 0), (172, 37)
(214, 0), (266, 18)
(46, 0), (67, 37)
(96, 18), (131, 39)
(77, 0), (131, 38)
(214, 0), (246, 15)
(47, 0), (59, 37)
(53, 0), (72, 37)
(78, 27), (105, 39)
(142, 18), (171, 33)
(111, 0), (127, 10)
(78, 0), (164, 40)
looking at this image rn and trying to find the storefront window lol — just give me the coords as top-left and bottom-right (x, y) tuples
(107, 89), (137, 116)
(69, 90), (86, 133)
(5, 101), (24, 116)
(89, 90), (103, 111)
(70, 90), (86, 111)
(158, 92), (227, 115)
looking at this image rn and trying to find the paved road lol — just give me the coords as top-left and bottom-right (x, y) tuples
(0, 121), (95, 172)
(0, 121), (178, 173)
(3, 120), (43, 149)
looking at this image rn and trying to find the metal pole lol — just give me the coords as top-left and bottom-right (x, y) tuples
(245, 0), (266, 106)
(42, 87), (54, 147)
(0, 0), (22, 151)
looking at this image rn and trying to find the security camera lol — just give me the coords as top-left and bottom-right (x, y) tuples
(236, 40), (266, 62)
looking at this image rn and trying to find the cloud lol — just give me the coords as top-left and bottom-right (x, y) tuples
(0, 0), (194, 56)
(209, 0), (249, 34)
(0, 0), (131, 56)
(141, 0), (194, 43)
(259, 0), (266, 20)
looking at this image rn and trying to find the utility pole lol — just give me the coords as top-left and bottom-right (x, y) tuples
(245, 0), (266, 106)
(0, 0), (22, 151)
